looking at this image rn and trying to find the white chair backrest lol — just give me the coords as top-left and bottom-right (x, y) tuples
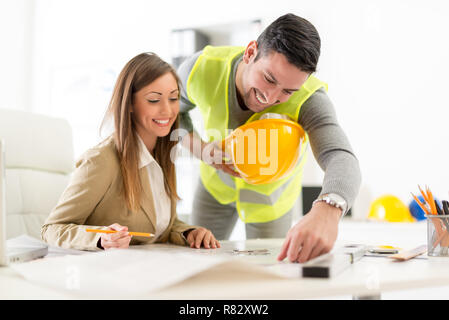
(0, 108), (74, 239)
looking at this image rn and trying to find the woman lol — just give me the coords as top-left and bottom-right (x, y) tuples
(41, 52), (220, 251)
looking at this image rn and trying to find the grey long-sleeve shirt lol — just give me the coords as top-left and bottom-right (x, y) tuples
(177, 50), (361, 214)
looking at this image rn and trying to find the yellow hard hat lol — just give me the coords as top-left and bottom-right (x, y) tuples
(222, 117), (306, 185)
(368, 195), (415, 222)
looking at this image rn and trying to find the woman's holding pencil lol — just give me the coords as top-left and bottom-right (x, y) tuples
(41, 53), (220, 251)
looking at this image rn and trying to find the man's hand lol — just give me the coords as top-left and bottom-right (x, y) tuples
(277, 201), (341, 263)
(181, 131), (241, 178)
(202, 140), (241, 178)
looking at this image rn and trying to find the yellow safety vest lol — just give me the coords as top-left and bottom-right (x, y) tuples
(186, 45), (327, 223)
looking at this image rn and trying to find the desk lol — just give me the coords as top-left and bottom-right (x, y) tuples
(1, 221), (449, 300)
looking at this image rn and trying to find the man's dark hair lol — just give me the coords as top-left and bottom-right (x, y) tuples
(255, 13), (321, 73)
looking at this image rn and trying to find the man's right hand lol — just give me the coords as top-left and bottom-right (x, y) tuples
(202, 140), (241, 178)
(181, 132), (241, 178)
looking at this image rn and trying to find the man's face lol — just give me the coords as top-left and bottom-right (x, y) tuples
(240, 45), (310, 113)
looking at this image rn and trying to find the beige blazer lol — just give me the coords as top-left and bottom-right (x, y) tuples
(41, 136), (196, 251)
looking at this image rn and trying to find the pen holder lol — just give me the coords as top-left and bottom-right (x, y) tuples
(426, 214), (449, 257)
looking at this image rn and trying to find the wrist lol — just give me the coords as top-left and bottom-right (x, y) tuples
(312, 201), (343, 219)
(313, 193), (347, 216)
(183, 132), (205, 160)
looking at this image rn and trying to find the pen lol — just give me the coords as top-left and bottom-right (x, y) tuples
(435, 199), (443, 215)
(85, 228), (154, 237)
(442, 200), (449, 215)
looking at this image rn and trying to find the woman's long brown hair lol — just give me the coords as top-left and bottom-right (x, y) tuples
(101, 52), (180, 213)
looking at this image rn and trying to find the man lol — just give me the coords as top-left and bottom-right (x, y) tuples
(177, 13), (361, 263)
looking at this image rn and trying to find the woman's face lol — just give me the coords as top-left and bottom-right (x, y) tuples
(132, 72), (179, 142)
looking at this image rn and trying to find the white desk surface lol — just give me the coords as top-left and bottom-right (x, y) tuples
(1, 220), (449, 300)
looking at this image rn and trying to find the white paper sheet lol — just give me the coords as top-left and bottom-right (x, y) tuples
(10, 245), (237, 298)
(9, 239), (308, 298)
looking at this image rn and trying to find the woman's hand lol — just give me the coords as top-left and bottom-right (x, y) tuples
(185, 227), (221, 249)
(99, 223), (132, 250)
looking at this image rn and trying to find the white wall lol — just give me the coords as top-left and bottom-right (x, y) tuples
(313, 0), (449, 218)
(2, 0), (449, 220)
(0, 0), (35, 112)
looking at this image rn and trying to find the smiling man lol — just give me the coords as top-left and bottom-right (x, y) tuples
(177, 13), (361, 263)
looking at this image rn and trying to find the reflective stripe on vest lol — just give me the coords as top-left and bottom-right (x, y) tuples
(238, 151), (306, 205)
(217, 169), (235, 189)
(186, 45), (327, 223)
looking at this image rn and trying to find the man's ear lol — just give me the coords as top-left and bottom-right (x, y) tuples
(242, 40), (258, 64)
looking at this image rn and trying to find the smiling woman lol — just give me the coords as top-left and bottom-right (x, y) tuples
(105, 55), (182, 213)
(133, 74), (180, 149)
(41, 52), (220, 251)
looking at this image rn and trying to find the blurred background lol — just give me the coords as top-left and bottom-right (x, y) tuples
(1, 0), (449, 238)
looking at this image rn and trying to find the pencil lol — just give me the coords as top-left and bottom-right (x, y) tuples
(411, 193), (430, 215)
(426, 186), (438, 215)
(85, 228), (154, 237)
